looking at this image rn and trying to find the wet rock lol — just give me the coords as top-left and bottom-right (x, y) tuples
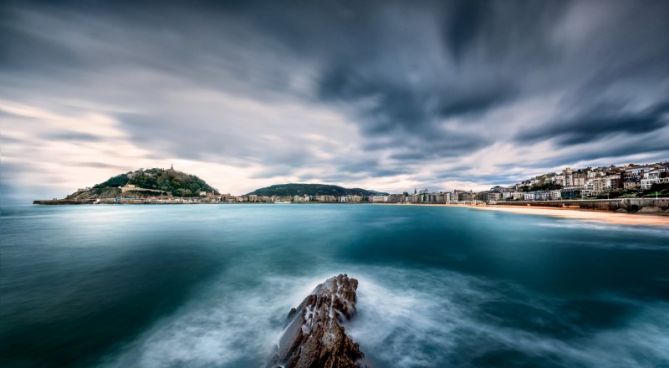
(268, 274), (367, 368)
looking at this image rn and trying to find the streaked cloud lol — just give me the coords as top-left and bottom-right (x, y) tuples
(1, 0), (668, 202)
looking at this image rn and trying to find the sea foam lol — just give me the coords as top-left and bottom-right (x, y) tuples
(103, 266), (669, 368)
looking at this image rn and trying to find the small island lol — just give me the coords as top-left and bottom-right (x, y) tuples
(34, 167), (221, 205)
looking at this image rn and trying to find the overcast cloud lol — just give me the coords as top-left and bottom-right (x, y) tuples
(1, 0), (669, 202)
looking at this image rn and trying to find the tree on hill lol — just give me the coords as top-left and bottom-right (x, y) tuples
(247, 183), (386, 197)
(72, 168), (218, 198)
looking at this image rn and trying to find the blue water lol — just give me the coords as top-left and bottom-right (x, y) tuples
(1, 204), (668, 368)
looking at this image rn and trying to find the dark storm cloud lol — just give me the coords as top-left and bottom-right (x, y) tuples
(316, 62), (514, 146)
(1, 0), (540, 161)
(518, 101), (669, 145)
(302, 0), (551, 155)
(446, 0), (488, 61)
(520, 137), (669, 171)
(2, 0), (669, 193)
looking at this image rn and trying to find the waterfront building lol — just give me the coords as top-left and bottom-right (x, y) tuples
(641, 168), (669, 189)
(561, 187), (582, 199)
(572, 171), (587, 187)
(315, 195), (337, 202)
(523, 192), (535, 201)
(584, 177), (605, 195)
(624, 181), (640, 190)
(369, 195), (388, 203)
(604, 175), (622, 190)
(387, 194), (404, 203)
(534, 191), (549, 201)
(511, 192), (524, 200)
(624, 165), (655, 181)
(456, 191), (477, 202)
(486, 192), (501, 202)
(563, 167), (573, 187)
(641, 177), (669, 190)
(294, 195), (310, 203)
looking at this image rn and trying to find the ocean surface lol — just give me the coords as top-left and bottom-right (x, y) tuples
(1, 204), (668, 368)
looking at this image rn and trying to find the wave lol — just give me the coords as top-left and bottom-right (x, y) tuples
(536, 220), (669, 236)
(102, 266), (669, 368)
(348, 268), (669, 368)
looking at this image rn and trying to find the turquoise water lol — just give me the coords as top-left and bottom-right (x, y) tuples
(1, 204), (668, 367)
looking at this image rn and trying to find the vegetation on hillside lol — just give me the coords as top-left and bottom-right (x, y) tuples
(642, 183), (669, 197)
(520, 182), (563, 192)
(247, 183), (386, 197)
(67, 168), (218, 199)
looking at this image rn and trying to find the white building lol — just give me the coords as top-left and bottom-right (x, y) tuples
(534, 191), (548, 200)
(294, 195), (310, 203)
(641, 177), (669, 190)
(549, 190), (562, 200)
(511, 192), (524, 200)
(369, 195), (388, 203)
(641, 169), (669, 189)
(487, 192), (501, 202)
(563, 168), (573, 187)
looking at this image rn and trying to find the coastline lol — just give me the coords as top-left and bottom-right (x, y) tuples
(375, 202), (669, 228)
(30, 199), (669, 227)
(458, 204), (669, 228)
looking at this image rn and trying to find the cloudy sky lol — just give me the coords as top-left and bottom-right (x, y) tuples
(2, 0), (669, 202)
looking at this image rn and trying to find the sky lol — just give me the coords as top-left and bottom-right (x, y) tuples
(1, 0), (669, 202)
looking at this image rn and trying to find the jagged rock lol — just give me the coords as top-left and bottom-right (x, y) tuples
(268, 274), (367, 368)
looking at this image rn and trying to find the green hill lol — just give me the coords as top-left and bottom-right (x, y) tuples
(247, 183), (386, 197)
(66, 168), (218, 199)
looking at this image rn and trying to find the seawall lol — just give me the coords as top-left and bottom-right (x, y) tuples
(491, 198), (669, 213)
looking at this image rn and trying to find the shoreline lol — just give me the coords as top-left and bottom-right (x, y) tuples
(28, 200), (669, 228)
(459, 204), (669, 228)
(376, 202), (669, 228)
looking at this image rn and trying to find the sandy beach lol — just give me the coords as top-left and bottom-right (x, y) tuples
(465, 205), (669, 228)
(381, 202), (669, 227)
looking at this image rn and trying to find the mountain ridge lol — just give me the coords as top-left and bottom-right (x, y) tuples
(247, 183), (387, 197)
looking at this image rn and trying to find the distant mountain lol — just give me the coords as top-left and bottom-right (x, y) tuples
(247, 183), (387, 197)
(65, 168), (218, 200)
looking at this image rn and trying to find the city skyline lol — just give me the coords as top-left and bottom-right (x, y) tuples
(2, 0), (669, 202)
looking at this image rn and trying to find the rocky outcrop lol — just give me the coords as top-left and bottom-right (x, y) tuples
(268, 274), (367, 368)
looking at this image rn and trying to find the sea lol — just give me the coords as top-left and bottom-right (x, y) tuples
(1, 204), (668, 368)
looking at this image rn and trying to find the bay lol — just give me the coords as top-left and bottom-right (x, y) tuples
(1, 204), (668, 367)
